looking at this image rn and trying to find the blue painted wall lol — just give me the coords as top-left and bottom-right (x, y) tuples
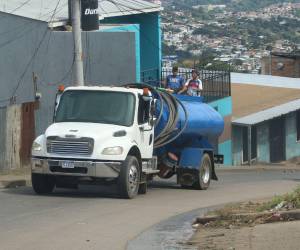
(257, 123), (270, 163)
(209, 96), (232, 166)
(101, 12), (162, 81)
(209, 96), (232, 117)
(218, 140), (232, 166)
(101, 24), (141, 82)
(285, 112), (300, 160)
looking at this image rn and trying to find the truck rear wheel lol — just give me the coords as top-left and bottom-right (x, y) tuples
(32, 173), (55, 194)
(118, 156), (140, 199)
(193, 153), (212, 190)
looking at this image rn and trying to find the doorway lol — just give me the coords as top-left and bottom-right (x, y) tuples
(269, 117), (285, 163)
(242, 126), (257, 164)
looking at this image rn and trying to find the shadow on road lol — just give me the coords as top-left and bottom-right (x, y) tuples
(1, 178), (187, 199)
(2, 184), (123, 199)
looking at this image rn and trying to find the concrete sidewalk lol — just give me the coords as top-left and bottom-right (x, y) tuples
(236, 221), (300, 250)
(216, 163), (300, 172)
(0, 169), (31, 188)
(199, 221), (300, 250)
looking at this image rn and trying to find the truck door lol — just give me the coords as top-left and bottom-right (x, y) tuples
(137, 97), (154, 159)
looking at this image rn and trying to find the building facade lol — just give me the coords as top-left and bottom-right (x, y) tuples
(231, 74), (300, 165)
(261, 52), (300, 78)
(233, 103), (300, 165)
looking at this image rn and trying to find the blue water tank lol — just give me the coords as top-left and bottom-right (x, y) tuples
(155, 95), (224, 143)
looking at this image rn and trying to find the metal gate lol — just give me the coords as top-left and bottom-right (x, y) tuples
(21, 102), (36, 165)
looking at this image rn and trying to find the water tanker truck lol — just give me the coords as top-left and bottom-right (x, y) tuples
(31, 84), (224, 198)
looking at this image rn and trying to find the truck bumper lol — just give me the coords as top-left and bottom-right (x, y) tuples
(31, 158), (122, 178)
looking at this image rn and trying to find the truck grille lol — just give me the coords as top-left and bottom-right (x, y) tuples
(47, 137), (94, 156)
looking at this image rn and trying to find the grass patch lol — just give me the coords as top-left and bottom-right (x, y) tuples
(201, 186), (300, 229)
(257, 186), (300, 212)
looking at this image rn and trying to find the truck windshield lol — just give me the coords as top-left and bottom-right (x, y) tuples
(55, 90), (135, 126)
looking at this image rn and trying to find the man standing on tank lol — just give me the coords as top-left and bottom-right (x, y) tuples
(178, 69), (203, 96)
(164, 66), (185, 94)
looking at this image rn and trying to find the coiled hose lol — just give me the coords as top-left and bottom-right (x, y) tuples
(123, 83), (188, 149)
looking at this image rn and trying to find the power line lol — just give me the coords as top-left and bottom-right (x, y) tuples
(0, 1), (70, 104)
(0, 3), (67, 50)
(106, 0), (162, 51)
(0, 0), (166, 104)
(0, 0), (32, 20)
(10, 0), (63, 100)
(108, 0), (202, 33)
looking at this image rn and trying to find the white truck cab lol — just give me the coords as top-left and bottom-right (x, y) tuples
(32, 86), (158, 198)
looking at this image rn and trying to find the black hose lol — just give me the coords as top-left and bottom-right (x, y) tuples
(122, 83), (189, 149)
(154, 95), (189, 148)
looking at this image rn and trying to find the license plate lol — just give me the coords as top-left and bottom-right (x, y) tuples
(61, 161), (75, 169)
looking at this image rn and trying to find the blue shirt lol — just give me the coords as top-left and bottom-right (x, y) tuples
(166, 75), (184, 91)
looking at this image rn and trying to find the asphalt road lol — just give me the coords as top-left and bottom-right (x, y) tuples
(0, 168), (300, 250)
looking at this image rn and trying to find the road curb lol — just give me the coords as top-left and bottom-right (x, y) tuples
(195, 209), (300, 225)
(0, 178), (30, 189)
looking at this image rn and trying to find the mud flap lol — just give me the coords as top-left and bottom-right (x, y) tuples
(177, 168), (198, 186)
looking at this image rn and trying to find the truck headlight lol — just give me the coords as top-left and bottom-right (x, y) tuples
(102, 146), (123, 155)
(32, 142), (42, 152)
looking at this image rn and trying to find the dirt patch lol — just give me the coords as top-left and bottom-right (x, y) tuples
(187, 187), (300, 249)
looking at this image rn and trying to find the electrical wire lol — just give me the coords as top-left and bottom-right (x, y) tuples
(107, 0), (163, 51)
(0, 2), (68, 50)
(10, 0), (62, 99)
(0, 0), (33, 21)
(0, 1), (66, 104)
(106, 0), (206, 41)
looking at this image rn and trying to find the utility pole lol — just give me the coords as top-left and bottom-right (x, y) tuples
(71, 0), (84, 86)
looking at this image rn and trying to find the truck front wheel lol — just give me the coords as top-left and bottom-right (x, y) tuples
(193, 153), (212, 190)
(118, 156), (141, 199)
(32, 173), (55, 194)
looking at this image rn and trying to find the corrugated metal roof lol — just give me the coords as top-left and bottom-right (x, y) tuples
(0, 0), (162, 25)
(231, 73), (300, 89)
(232, 98), (300, 126)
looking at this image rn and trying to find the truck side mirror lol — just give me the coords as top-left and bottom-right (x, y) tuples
(150, 100), (156, 117)
(53, 92), (63, 122)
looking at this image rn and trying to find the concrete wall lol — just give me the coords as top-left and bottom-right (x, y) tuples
(102, 24), (141, 82)
(285, 112), (300, 160)
(0, 105), (22, 171)
(0, 13), (138, 108)
(34, 30), (137, 135)
(101, 12), (162, 79)
(209, 97), (232, 166)
(0, 107), (7, 170)
(0, 13), (47, 106)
